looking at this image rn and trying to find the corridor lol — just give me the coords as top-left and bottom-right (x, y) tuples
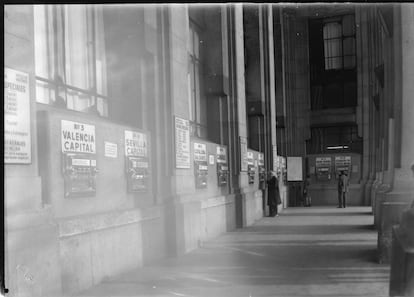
(78, 207), (390, 297)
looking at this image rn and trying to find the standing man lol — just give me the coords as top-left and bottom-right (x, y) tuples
(337, 171), (349, 208)
(267, 171), (281, 216)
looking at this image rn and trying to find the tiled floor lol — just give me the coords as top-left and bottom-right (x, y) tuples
(77, 207), (390, 297)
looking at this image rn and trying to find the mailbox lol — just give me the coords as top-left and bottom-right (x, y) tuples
(125, 156), (148, 192)
(216, 145), (229, 187)
(217, 163), (229, 186)
(258, 153), (265, 188)
(248, 164), (255, 184)
(258, 165), (266, 187)
(62, 153), (98, 198)
(195, 162), (208, 188)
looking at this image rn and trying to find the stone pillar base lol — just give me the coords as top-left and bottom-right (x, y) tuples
(389, 207), (414, 296)
(5, 210), (62, 297)
(377, 192), (413, 263)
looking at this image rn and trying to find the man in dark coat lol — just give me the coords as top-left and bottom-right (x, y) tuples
(337, 171), (349, 208)
(267, 171), (282, 217)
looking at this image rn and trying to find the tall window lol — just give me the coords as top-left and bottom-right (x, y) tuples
(187, 22), (205, 137)
(34, 5), (108, 116)
(323, 15), (356, 70)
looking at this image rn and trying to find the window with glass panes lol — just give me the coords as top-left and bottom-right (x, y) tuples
(188, 21), (205, 137)
(34, 5), (108, 117)
(323, 15), (356, 70)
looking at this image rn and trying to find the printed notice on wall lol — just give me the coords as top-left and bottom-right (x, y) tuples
(4, 68), (31, 164)
(175, 117), (191, 168)
(125, 130), (147, 157)
(194, 143), (207, 162)
(104, 141), (118, 158)
(240, 136), (248, 172)
(61, 120), (96, 154)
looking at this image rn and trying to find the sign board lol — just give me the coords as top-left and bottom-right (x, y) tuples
(316, 157), (332, 167)
(174, 117), (191, 168)
(4, 68), (31, 163)
(209, 155), (215, 165)
(124, 130), (147, 157)
(258, 153), (264, 166)
(104, 142), (118, 158)
(216, 146), (227, 164)
(193, 142), (207, 162)
(240, 136), (248, 172)
(335, 156), (351, 167)
(287, 156), (303, 181)
(247, 151), (254, 165)
(61, 120), (96, 154)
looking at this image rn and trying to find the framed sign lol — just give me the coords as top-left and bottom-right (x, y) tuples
(4, 68), (31, 163)
(174, 116), (191, 168)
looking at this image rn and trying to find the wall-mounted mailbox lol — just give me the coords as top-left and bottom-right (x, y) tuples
(217, 164), (229, 186)
(315, 157), (332, 181)
(247, 152), (255, 184)
(61, 120), (97, 198)
(125, 156), (148, 192)
(216, 145), (228, 187)
(334, 156), (351, 179)
(124, 130), (149, 193)
(62, 153), (98, 198)
(258, 153), (266, 189)
(195, 162), (208, 188)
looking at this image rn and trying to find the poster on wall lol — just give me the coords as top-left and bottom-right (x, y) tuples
(174, 116), (191, 168)
(125, 130), (147, 157)
(61, 120), (96, 154)
(240, 136), (248, 172)
(287, 156), (303, 181)
(193, 142), (207, 162)
(4, 67), (31, 164)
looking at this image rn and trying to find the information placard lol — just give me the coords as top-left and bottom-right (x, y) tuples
(247, 151), (254, 165)
(258, 153), (264, 166)
(194, 142), (207, 162)
(125, 130), (147, 157)
(104, 142), (118, 158)
(61, 120), (96, 154)
(175, 117), (191, 168)
(216, 146), (227, 164)
(4, 68), (31, 164)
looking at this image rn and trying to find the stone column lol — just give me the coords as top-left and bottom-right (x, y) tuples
(5, 5), (62, 296)
(377, 4), (414, 263)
